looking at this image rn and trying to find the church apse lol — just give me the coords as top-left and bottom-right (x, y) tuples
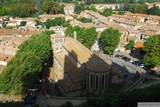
(51, 34), (124, 97)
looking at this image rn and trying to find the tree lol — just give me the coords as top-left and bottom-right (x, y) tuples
(19, 21), (26, 26)
(42, 1), (62, 14)
(118, 10), (125, 15)
(100, 28), (121, 54)
(124, 40), (134, 50)
(0, 31), (54, 96)
(143, 35), (160, 67)
(44, 18), (69, 29)
(18, 31), (54, 63)
(42, 1), (54, 14)
(78, 17), (92, 23)
(62, 0), (72, 3)
(65, 26), (97, 49)
(35, 19), (43, 25)
(0, 52), (42, 95)
(10, 0), (36, 17)
(54, 2), (62, 14)
(85, 0), (92, 5)
(102, 8), (113, 17)
(74, 3), (85, 14)
(89, 6), (97, 12)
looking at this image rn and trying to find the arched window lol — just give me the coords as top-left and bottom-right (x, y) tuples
(102, 75), (104, 89)
(90, 74), (92, 88)
(96, 75), (98, 88)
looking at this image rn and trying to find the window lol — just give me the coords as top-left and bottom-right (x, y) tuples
(96, 75), (98, 88)
(90, 74), (92, 88)
(102, 75), (104, 89)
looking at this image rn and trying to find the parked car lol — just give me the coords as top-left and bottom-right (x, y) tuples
(135, 61), (143, 67)
(132, 61), (139, 65)
(118, 55), (124, 59)
(129, 59), (135, 63)
(122, 56), (128, 60)
(125, 58), (131, 62)
(28, 83), (39, 92)
(115, 54), (119, 58)
(23, 95), (36, 105)
(140, 64), (144, 68)
(109, 54), (114, 58)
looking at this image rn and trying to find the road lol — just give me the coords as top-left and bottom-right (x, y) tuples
(99, 54), (146, 75)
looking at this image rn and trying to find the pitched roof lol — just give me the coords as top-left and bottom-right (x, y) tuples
(127, 28), (140, 33)
(63, 37), (111, 72)
(58, 74), (82, 93)
(113, 14), (142, 21)
(63, 3), (75, 7)
(51, 33), (65, 38)
(39, 14), (65, 20)
(113, 19), (136, 26)
(0, 28), (41, 36)
(70, 19), (81, 26)
(142, 30), (155, 36)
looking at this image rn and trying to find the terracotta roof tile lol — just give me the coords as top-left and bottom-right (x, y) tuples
(133, 41), (144, 49)
(58, 73), (82, 93)
(63, 37), (111, 72)
(142, 31), (155, 36)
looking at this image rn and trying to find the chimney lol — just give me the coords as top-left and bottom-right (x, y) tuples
(74, 31), (77, 40)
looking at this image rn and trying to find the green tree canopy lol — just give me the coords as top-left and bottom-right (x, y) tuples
(0, 52), (42, 95)
(44, 18), (70, 29)
(88, 6), (97, 12)
(65, 26), (97, 49)
(42, 1), (62, 14)
(100, 28), (121, 54)
(118, 10), (125, 15)
(96, 83), (160, 107)
(10, 0), (36, 17)
(143, 35), (160, 67)
(18, 31), (54, 63)
(74, 3), (85, 14)
(77, 17), (92, 23)
(124, 40), (134, 50)
(0, 31), (54, 96)
(101, 8), (113, 17)
(129, 3), (147, 13)
(19, 21), (26, 26)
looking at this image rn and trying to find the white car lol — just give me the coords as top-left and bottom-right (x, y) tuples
(129, 59), (135, 63)
(140, 64), (144, 68)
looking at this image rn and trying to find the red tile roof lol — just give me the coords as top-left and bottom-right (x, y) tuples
(133, 41), (144, 49)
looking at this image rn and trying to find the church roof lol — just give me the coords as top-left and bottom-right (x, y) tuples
(63, 37), (111, 72)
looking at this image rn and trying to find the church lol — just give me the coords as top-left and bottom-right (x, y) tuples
(50, 33), (123, 97)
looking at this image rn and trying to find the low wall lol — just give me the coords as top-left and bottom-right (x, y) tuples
(0, 61), (7, 66)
